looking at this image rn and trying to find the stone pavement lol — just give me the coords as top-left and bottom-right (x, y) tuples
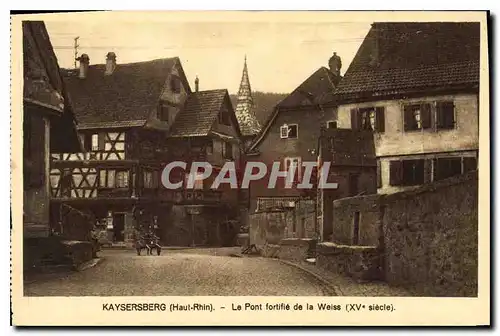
(24, 249), (330, 296)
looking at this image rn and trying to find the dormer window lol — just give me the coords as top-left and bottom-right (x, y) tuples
(159, 104), (170, 123)
(170, 75), (181, 94)
(219, 109), (231, 126)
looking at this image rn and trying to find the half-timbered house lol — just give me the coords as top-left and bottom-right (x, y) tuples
(52, 53), (243, 247)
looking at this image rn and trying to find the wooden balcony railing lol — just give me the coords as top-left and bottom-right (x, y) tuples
(51, 150), (126, 161)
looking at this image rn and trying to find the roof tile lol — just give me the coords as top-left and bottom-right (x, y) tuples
(169, 89), (228, 137)
(335, 22), (480, 98)
(63, 57), (178, 126)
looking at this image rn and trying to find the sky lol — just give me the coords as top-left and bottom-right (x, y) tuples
(45, 19), (371, 94)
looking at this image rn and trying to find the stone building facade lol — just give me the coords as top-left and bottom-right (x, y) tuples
(333, 22), (480, 194)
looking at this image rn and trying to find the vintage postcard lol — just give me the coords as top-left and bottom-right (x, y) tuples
(11, 10), (490, 326)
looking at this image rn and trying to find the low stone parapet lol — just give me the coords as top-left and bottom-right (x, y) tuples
(316, 242), (382, 281)
(277, 238), (316, 262)
(61, 240), (95, 269)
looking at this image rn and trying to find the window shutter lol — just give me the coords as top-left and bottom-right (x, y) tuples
(376, 160), (382, 188)
(389, 160), (403, 186)
(443, 101), (455, 129)
(98, 133), (105, 151)
(415, 160), (425, 184)
(375, 107), (385, 133)
(436, 101), (455, 129)
(421, 103), (432, 129)
(424, 159), (433, 183)
(403, 105), (413, 131)
(463, 157), (477, 173)
(280, 126), (288, 138)
(350, 108), (359, 130)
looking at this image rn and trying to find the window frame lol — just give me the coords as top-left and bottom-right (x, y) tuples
(218, 108), (231, 126)
(91, 133), (99, 151)
(433, 157), (463, 181)
(206, 140), (214, 155)
(284, 157), (302, 184)
(100, 169), (129, 189)
(287, 124), (299, 139)
(389, 159), (425, 186)
(280, 125), (289, 138)
(351, 106), (385, 132)
(222, 141), (233, 160)
(326, 120), (338, 129)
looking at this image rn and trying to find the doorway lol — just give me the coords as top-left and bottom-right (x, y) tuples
(112, 213), (125, 242)
(349, 173), (360, 197)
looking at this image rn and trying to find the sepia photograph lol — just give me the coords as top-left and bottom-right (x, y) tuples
(11, 10), (490, 326)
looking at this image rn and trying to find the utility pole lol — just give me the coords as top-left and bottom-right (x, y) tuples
(73, 36), (80, 69)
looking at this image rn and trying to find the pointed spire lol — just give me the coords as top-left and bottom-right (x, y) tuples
(235, 55), (261, 138)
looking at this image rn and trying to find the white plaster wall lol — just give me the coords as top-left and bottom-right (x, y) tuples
(337, 93), (479, 157)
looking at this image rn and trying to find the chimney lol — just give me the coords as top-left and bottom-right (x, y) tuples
(195, 75), (199, 92)
(328, 51), (342, 77)
(76, 53), (90, 79)
(105, 52), (117, 75)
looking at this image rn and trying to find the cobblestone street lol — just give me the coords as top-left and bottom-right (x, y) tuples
(24, 249), (330, 296)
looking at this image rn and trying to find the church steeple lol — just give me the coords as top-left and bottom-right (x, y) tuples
(234, 55), (261, 138)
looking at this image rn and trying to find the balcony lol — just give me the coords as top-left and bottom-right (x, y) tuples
(51, 150), (126, 162)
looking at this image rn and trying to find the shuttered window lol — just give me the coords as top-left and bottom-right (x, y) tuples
(389, 160), (403, 186)
(403, 103), (432, 131)
(375, 107), (385, 133)
(284, 157), (301, 184)
(350, 108), (359, 130)
(390, 159), (425, 186)
(351, 107), (385, 132)
(463, 157), (477, 172)
(115, 170), (129, 188)
(433, 157), (462, 181)
(222, 141), (233, 160)
(436, 101), (455, 129)
(376, 160), (382, 188)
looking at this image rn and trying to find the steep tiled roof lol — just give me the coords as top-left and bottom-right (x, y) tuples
(169, 89), (229, 137)
(335, 22), (480, 99)
(278, 66), (340, 108)
(248, 66), (341, 152)
(63, 57), (179, 128)
(23, 21), (81, 152)
(234, 57), (261, 137)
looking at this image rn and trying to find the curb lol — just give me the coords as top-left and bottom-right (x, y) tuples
(276, 259), (342, 296)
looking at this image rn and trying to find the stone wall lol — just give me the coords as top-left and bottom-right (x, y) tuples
(383, 171), (478, 296)
(319, 170), (478, 296)
(330, 194), (382, 246)
(249, 200), (316, 250)
(316, 242), (382, 281)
